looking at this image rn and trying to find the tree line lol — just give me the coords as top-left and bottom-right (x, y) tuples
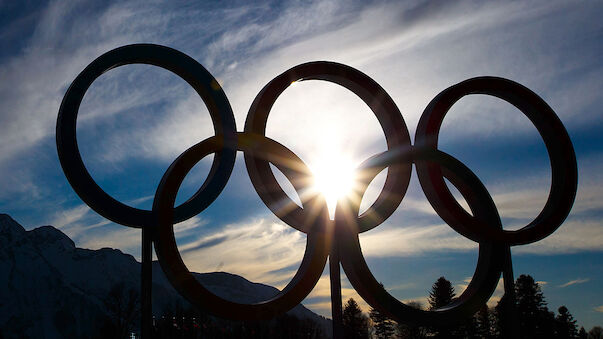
(96, 274), (603, 338)
(95, 282), (328, 338)
(342, 274), (603, 339)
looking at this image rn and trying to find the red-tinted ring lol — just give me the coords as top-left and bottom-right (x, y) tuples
(57, 44), (237, 228)
(415, 77), (577, 245)
(153, 135), (330, 320)
(244, 61), (412, 233)
(337, 147), (504, 326)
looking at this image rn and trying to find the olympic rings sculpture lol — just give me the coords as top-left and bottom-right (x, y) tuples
(56, 44), (577, 326)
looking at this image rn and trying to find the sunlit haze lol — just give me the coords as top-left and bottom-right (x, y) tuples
(309, 150), (357, 219)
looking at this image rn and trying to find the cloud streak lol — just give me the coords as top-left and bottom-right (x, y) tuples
(559, 278), (590, 288)
(175, 216), (307, 286)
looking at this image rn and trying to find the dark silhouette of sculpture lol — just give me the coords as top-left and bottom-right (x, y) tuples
(56, 44), (578, 338)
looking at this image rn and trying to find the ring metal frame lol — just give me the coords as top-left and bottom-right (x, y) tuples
(414, 77), (578, 245)
(56, 44), (578, 328)
(244, 61), (413, 233)
(57, 44), (237, 228)
(153, 134), (330, 320)
(337, 147), (504, 326)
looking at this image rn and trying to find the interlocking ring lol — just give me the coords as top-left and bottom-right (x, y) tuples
(153, 134), (330, 320)
(57, 44), (237, 228)
(244, 61), (412, 233)
(57, 44), (577, 324)
(337, 147), (504, 325)
(414, 77), (578, 245)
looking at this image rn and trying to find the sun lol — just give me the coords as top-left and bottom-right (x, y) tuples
(309, 153), (357, 219)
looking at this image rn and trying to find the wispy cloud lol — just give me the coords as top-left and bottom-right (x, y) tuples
(357, 153), (603, 257)
(514, 219), (603, 255)
(5, 0), (598, 170)
(3, 0), (601, 224)
(51, 204), (92, 229)
(174, 216), (208, 235)
(50, 204), (112, 240)
(175, 216), (307, 286)
(594, 305), (603, 313)
(359, 223), (476, 257)
(78, 226), (141, 256)
(559, 278), (590, 288)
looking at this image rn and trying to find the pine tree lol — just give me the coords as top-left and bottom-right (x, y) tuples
(427, 277), (460, 338)
(342, 298), (369, 339)
(514, 274), (556, 338)
(428, 277), (455, 309)
(475, 304), (493, 338)
(369, 283), (396, 339)
(556, 305), (578, 338)
(457, 312), (479, 338)
(370, 306), (395, 339)
(588, 326), (603, 339)
(396, 301), (427, 339)
(578, 326), (587, 339)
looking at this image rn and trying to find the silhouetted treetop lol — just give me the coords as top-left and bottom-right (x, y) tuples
(428, 276), (456, 310)
(342, 298), (369, 339)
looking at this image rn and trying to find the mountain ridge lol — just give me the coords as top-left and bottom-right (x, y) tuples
(0, 214), (330, 338)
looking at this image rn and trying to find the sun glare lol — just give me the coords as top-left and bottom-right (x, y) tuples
(310, 153), (357, 219)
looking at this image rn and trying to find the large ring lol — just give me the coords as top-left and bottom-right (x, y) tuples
(56, 44), (237, 228)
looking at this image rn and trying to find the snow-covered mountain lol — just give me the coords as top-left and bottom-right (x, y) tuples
(0, 214), (330, 338)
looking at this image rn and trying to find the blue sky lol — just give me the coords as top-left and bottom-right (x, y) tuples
(1, 0), (602, 330)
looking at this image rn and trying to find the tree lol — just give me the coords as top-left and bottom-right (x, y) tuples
(99, 282), (140, 339)
(153, 301), (327, 338)
(369, 283), (396, 339)
(454, 314), (478, 338)
(514, 274), (555, 338)
(578, 326), (587, 339)
(556, 306), (578, 338)
(370, 306), (395, 339)
(589, 326), (603, 339)
(396, 301), (427, 339)
(428, 277), (455, 310)
(342, 298), (369, 339)
(475, 304), (493, 338)
(427, 277), (460, 338)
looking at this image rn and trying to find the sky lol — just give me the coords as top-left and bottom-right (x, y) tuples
(1, 0), (602, 330)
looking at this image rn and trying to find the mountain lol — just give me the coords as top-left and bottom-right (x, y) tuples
(0, 214), (330, 338)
